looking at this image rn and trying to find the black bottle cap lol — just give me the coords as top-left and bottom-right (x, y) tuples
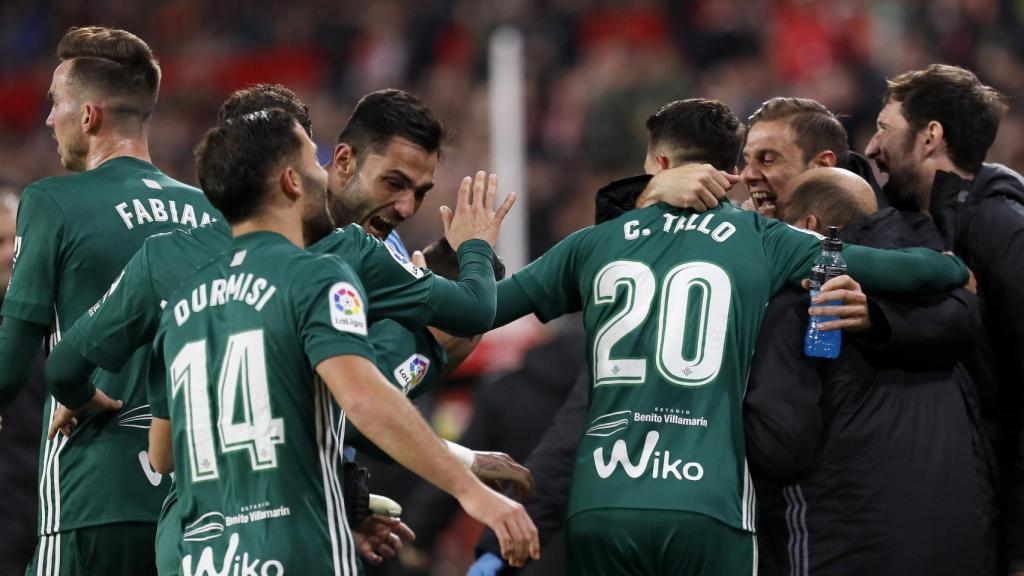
(823, 225), (842, 251)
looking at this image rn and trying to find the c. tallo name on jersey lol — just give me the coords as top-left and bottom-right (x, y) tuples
(173, 273), (277, 326)
(623, 213), (736, 243)
(593, 430), (704, 481)
(115, 197), (217, 230)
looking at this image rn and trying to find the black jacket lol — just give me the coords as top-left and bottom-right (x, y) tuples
(745, 207), (985, 576)
(927, 163), (1024, 568)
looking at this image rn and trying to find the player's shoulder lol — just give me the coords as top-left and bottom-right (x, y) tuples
(145, 221), (232, 256)
(309, 224), (376, 254)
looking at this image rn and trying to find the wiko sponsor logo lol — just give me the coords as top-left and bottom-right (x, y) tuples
(593, 430), (704, 481)
(182, 533), (284, 576)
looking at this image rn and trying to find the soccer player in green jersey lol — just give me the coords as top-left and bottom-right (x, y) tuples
(146, 107), (537, 575)
(487, 99), (970, 576)
(0, 27), (220, 576)
(44, 84), (533, 573)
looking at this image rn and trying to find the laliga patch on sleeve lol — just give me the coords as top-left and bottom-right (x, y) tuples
(328, 282), (368, 335)
(393, 353), (431, 395)
(385, 242), (425, 278)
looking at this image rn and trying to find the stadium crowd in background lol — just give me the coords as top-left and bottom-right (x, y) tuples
(0, 0), (1023, 254)
(1, 2), (1024, 576)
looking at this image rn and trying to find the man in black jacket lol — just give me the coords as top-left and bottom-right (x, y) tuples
(745, 167), (985, 576)
(864, 64), (1024, 574)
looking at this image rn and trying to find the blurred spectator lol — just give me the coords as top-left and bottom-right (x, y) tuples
(0, 185), (45, 576)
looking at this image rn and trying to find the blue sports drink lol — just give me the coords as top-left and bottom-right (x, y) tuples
(804, 226), (846, 358)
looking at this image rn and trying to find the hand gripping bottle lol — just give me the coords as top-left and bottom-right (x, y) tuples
(804, 226), (846, 358)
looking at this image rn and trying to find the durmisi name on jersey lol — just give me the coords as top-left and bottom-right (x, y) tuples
(115, 198), (217, 230)
(623, 213), (736, 243)
(594, 430), (704, 481)
(174, 273), (277, 326)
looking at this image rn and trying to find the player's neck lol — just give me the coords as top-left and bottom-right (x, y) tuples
(84, 136), (152, 171)
(231, 213), (305, 249)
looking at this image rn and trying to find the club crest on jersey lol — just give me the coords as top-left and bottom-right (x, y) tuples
(394, 354), (430, 394)
(329, 282), (367, 335)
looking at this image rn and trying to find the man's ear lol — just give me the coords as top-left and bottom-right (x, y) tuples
(279, 166), (303, 203)
(82, 102), (103, 135)
(332, 143), (357, 184)
(805, 214), (824, 234)
(656, 154), (671, 171)
(811, 150), (838, 168)
(923, 120), (945, 156)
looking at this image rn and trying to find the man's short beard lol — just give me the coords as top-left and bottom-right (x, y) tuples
(882, 131), (929, 211)
(300, 172), (335, 246)
(328, 172), (367, 228)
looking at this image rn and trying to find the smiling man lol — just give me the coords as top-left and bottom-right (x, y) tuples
(741, 98), (851, 221)
(864, 64), (1024, 575)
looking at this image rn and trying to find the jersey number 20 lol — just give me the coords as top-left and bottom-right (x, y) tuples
(593, 260), (730, 387)
(170, 330), (285, 482)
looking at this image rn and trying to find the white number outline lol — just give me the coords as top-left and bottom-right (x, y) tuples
(655, 262), (732, 386)
(592, 261), (655, 386)
(170, 339), (219, 482)
(592, 260), (732, 388)
(169, 330), (284, 483)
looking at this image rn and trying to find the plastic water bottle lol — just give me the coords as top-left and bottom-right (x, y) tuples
(804, 226), (846, 359)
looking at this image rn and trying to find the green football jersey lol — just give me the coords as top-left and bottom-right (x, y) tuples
(64, 225), (492, 377)
(2, 157), (220, 536)
(369, 320), (447, 400)
(151, 231), (375, 575)
(343, 321), (448, 457)
(505, 202), (968, 532)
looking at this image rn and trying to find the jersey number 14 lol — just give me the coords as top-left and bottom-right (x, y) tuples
(594, 260), (731, 387)
(170, 330), (285, 483)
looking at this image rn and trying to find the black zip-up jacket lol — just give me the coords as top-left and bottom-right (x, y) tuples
(926, 163), (1024, 570)
(745, 207), (986, 576)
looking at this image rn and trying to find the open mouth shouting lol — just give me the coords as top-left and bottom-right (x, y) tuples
(749, 189), (778, 218)
(363, 211), (402, 239)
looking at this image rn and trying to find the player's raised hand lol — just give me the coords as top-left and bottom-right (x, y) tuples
(353, 514), (416, 565)
(636, 164), (740, 210)
(47, 389), (123, 439)
(458, 483), (539, 568)
(471, 451), (536, 500)
(441, 171), (517, 250)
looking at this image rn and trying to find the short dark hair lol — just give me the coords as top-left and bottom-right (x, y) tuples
(884, 64), (1008, 173)
(337, 89), (444, 159)
(786, 175), (872, 229)
(218, 83), (312, 138)
(748, 97), (849, 164)
(423, 237), (506, 282)
(195, 108), (304, 223)
(57, 26), (161, 121)
(645, 99), (744, 171)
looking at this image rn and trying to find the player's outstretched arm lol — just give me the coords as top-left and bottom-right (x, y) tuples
(0, 317), (47, 412)
(148, 417), (174, 474)
(840, 245), (969, 294)
(45, 338), (101, 411)
(318, 354), (539, 567)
